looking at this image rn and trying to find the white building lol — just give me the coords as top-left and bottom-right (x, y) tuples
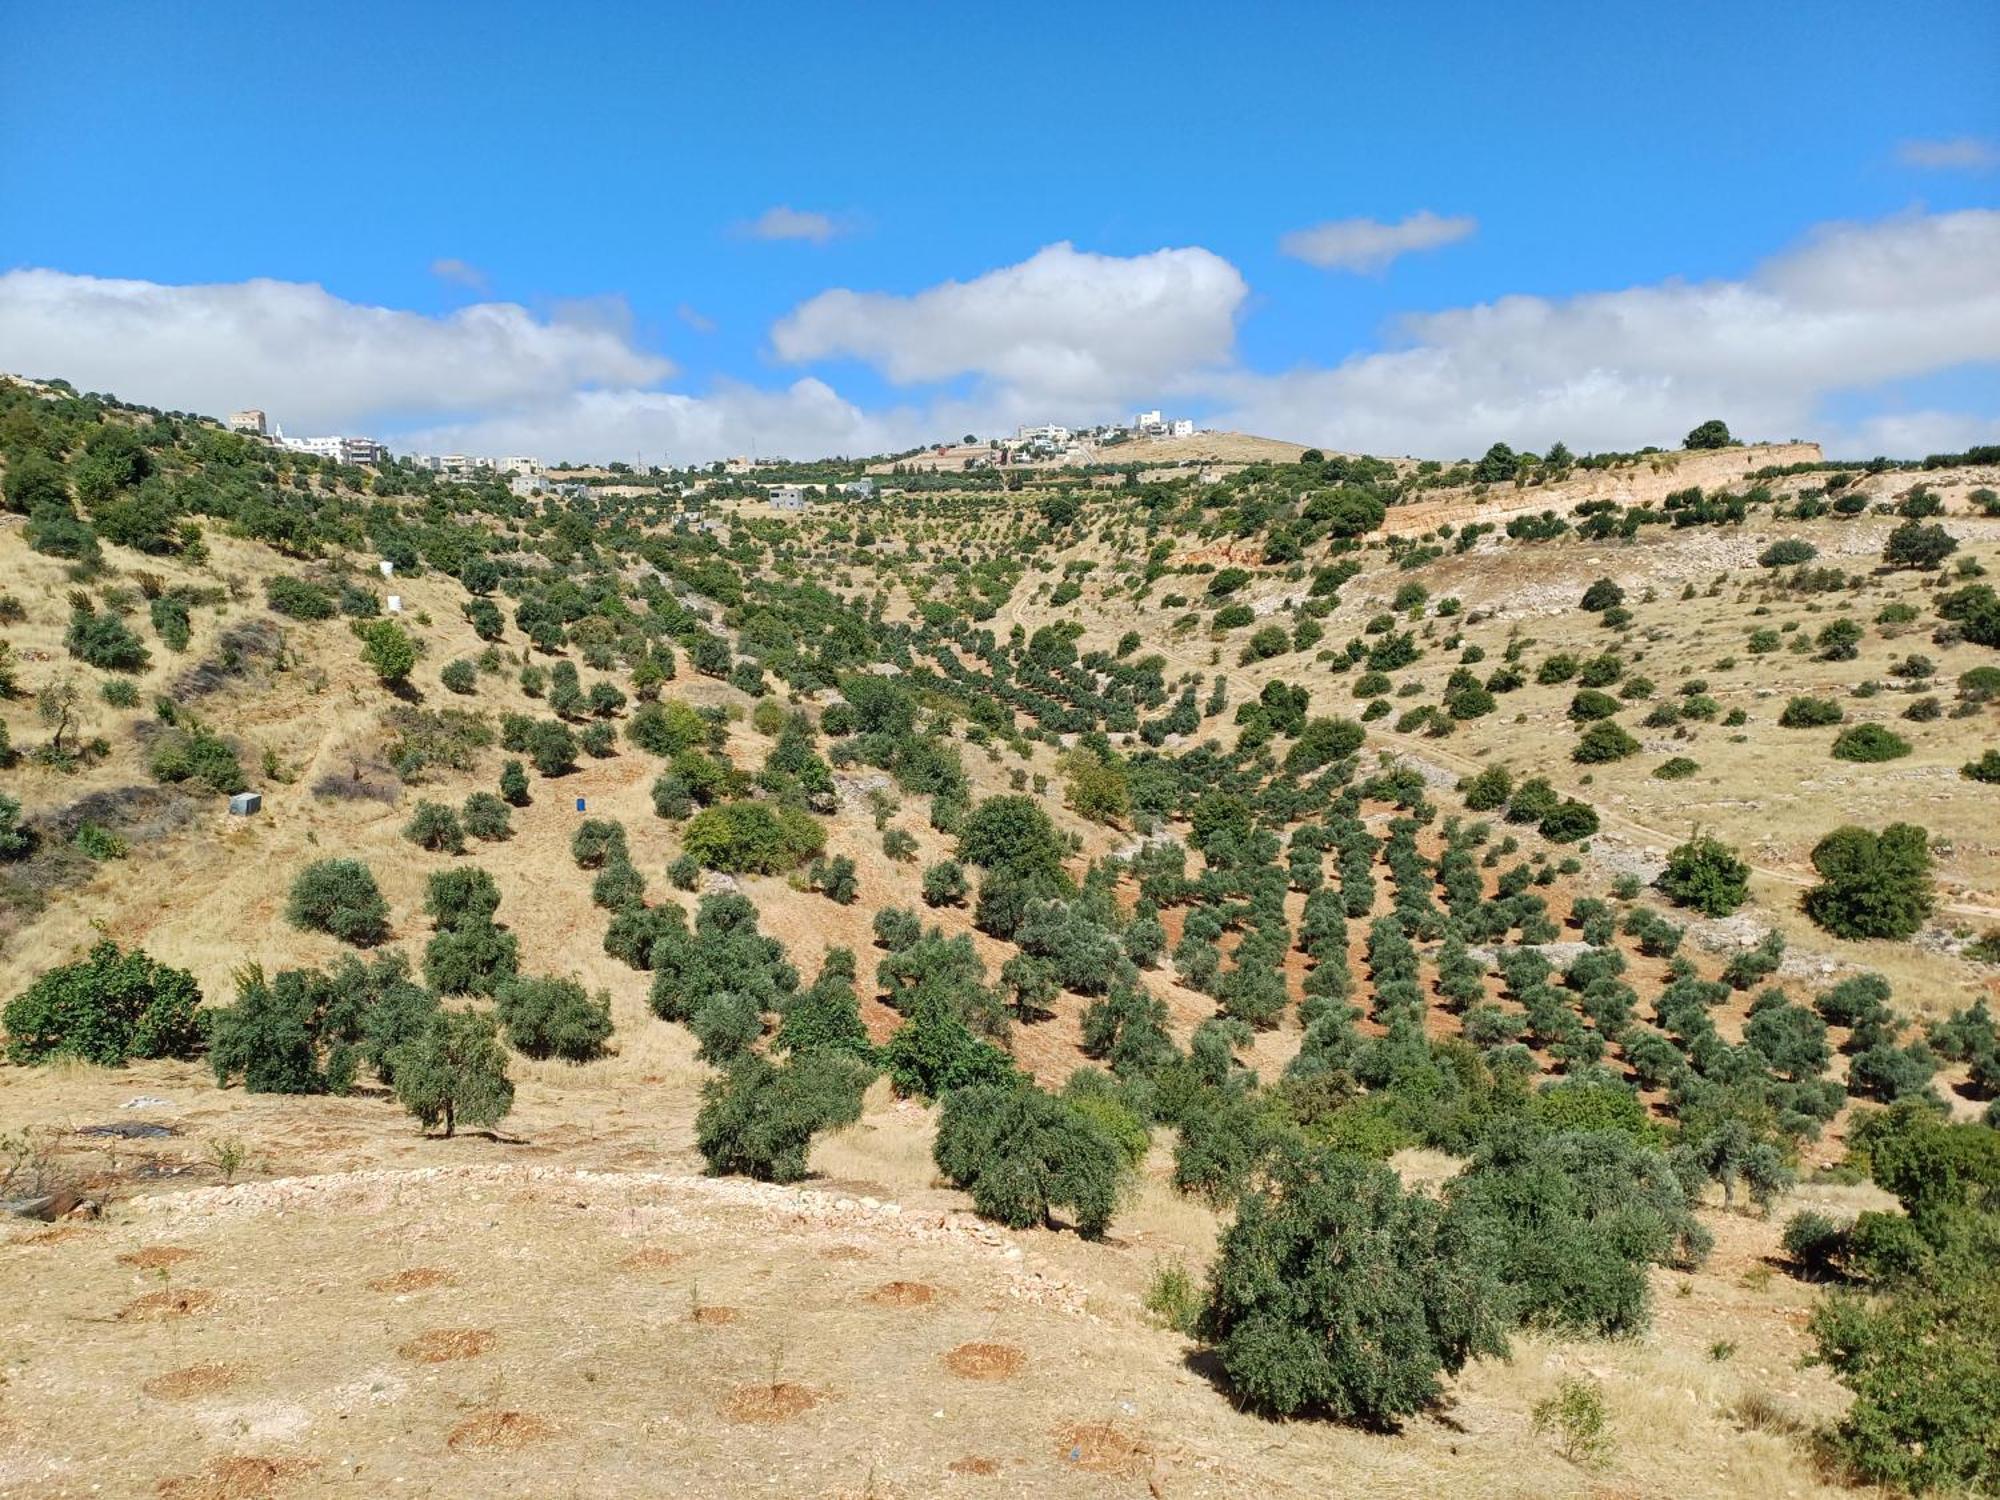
(228, 409), (266, 435)
(767, 484), (809, 510)
(836, 478), (876, 498)
(508, 473), (551, 497)
(1015, 423), (1071, 445)
(1170, 419), (1196, 438)
(499, 455), (542, 476)
(280, 434), (386, 465)
(1132, 409), (1163, 432)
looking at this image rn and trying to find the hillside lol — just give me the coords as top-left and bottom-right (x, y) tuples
(1, 378), (1997, 1498)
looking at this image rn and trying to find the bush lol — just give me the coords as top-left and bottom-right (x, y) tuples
(1572, 720), (1638, 763)
(499, 759), (530, 805)
(494, 975), (612, 1062)
(683, 800), (825, 874)
(264, 576), (336, 620)
(1780, 1210), (1848, 1279)
(1964, 749), (2000, 785)
(922, 859), (969, 907)
(1653, 756), (1699, 780)
(424, 865), (502, 929)
(571, 818), (628, 869)
(1779, 695), (1844, 728)
(1198, 1147), (1507, 1421)
(1567, 689), (1621, 722)
(1759, 539), (1817, 568)
(65, 607), (150, 672)
(461, 791), (511, 840)
(389, 1009), (513, 1137)
(1659, 834), (1749, 916)
(3, 940), (202, 1066)
(1831, 724), (1911, 763)
(695, 1052), (868, 1182)
(1804, 824), (1934, 941)
(934, 1081), (1127, 1238)
(286, 859), (389, 946)
(358, 619), (417, 685)
(440, 658), (478, 695)
(1580, 578), (1625, 611)
(149, 725), (246, 793)
(403, 800), (466, 854)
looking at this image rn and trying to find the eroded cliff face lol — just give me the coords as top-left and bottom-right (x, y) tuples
(1381, 442), (1824, 535)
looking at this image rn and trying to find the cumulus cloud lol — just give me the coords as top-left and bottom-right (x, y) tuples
(429, 257), (490, 292)
(1212, 209), (2000, 458)
(400, 377), (926, 465)
(771, 241), (1247, 412)
(1278, 212), (1477, 273)
(1896, 136), (1999, 172)
(0, 269), (671, 432)
(739, 206), (848, 243)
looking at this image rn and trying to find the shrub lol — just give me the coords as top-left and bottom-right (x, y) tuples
(65, 607), (150, 672)
(695, 1053), (869, 1182)
(1198, 1147), (1507, 1421)
(933, 1081), (1127, 1238)
(494, 975), (612, 1062)
(461, 791), (511, 840)
(1659, 834), (1749, 916)
(1779, 695), (1843, 728)
(1567, 688), (1621, 722)
(1831, 724), (1911, 763)
(1580, 578), (1625, 611)
(100, 676), (139, 709)
(264, 576), (336, 620)
(424, 865), (501, 929)
(684, 800), (825, 874)
(149, 725), (246, 793)
(1572, 720), (1638, 763)
(922, 859), (969, 907)
(523, 719), (577, 775)
(1964, 749), (2000, 785)
(286, 859), (389, 945)
(358, 619), (417, 685)
(440, 658), (478, 695)
(498, 759), (530, 805)
(403, 800), (466, 854)
(1653, 756), (1699, 780)
(1804, 824), (1934, 941)
(389, 1009), (514, 1137)
(2, 940), (202, 1066)
(1759, 539), (1817, 568)
(1531, 1377), (1612, 1468)
(1538, 799), (1600, 844)
(571, 818), (628, 869)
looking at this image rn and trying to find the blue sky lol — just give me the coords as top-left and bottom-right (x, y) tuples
(3, 0), (1996, 461)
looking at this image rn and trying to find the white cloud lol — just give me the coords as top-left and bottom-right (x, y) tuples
(429, 257), (490, 292)
(1896, 136), (1999, 172)
(0, 269), (671, 432)
(1211, 209), (2000, 457)
(1278, 211), (1477, 273)
(739, 206), (847, 244)
(771, 240), (1247, 411)
(400, 377), (925, 465)
(677, 302), (717, 334)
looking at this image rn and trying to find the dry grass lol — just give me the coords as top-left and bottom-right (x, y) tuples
(365, 1265), (453, 1292)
